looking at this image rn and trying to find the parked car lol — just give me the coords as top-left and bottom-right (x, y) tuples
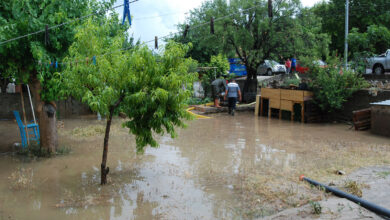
(296, 60), (327, 74)
(257, 60), (286, 75)
(366, 49), (390, 75)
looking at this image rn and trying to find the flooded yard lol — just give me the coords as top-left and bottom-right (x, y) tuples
(0, 112), (390, 219)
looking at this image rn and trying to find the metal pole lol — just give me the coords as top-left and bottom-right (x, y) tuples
(26, 84), (37, 124)
(344, 0), (349, 69)
(20, 86), (30, 146)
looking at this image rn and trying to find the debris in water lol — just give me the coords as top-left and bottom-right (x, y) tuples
(336, 170), (346, 175)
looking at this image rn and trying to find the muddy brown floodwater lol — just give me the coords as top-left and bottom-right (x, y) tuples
(0, 112), (390, 219)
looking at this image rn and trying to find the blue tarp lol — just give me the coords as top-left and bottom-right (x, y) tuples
(228, 58), (247, 76)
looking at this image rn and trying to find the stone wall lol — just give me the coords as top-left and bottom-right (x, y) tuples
(0, 93), (91, 120)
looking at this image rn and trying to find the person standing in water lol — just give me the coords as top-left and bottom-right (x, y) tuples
(211, 78), (227, 108)
(224, 79), (242, 116)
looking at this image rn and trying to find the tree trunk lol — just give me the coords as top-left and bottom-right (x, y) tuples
(243, 65), (258, 103)
(1, 78), (9, 93)
(101, 110), (113, 185)
(100, 96), (124, 185)
(30, 77), (58, 153)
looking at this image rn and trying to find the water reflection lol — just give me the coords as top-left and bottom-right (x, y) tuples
(0, 113), (389, 219)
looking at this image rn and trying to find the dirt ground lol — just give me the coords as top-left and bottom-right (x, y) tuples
(0, 113), (390, 219)
(264, 166), (390, 219)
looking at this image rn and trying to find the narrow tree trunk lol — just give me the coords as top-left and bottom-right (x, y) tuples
(101, 110), (113, 185)
(30, 77), (58, 153)
(100, 95), (124, 185)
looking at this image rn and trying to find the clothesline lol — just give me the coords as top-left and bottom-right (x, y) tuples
(37, 3), (262, 68)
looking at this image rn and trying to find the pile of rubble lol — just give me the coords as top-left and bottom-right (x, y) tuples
(368, 80), (390, 90)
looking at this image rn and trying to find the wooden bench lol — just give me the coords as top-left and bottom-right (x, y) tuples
(352, 108), (371, 131)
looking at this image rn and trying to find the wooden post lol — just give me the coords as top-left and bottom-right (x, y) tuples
(20, 85), (29, 146)
(260, 98), (263, 116)
(301, 102), (305, 123)
(255, 95), (260, 116)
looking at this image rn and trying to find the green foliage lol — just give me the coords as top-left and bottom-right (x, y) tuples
(173, 0), (330, 80)
(0, 0), (115, 99)
(308, 57), (369, 112)
(349, 25), (390, 55)
(38, 67), (63, 102)
(313, 0), (390, 56)
(282, 77), (300, 88)
(209, 54), (230, 77)
(62, 19), (197, 152)
(198, 54), (230, 98)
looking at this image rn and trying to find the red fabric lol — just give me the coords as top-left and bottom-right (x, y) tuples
(285, 60), (291, 68)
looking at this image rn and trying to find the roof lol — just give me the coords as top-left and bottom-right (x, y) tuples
(371, 100), (390, 106)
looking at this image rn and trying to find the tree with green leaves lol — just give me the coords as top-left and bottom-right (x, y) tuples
(62, 18), (197, 184)
(173, 0), (329, 101)
(312, 0), (390, 56)
(0, 0), (117, 152)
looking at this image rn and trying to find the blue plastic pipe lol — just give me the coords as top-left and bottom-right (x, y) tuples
(300, 175), (390, 218)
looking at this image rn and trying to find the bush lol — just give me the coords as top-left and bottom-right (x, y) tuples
(308, 57), (369, 112)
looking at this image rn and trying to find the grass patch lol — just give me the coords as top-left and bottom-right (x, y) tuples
(56, 146), (71, 156)
(70, 125), (105, 137)
(17, 144), (71, 158)
(309, 201), (322, 215)
(342, 180), (369, 197)
(377, 171), (390, 179)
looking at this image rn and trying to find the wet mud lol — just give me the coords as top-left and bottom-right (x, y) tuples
(0, 113), (389, 219)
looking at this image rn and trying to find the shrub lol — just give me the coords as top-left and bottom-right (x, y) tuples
(308, 57), (369, 112)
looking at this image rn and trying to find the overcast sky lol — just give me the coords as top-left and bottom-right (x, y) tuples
(114, 0), (325, 48)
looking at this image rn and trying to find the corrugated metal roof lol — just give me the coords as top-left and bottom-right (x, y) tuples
(371, 100), (390, 106)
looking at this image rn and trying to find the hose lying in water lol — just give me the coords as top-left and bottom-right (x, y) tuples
(299, 175), (390, 218)
(186, 107), (211, 119)
(237, 101), (256, 107)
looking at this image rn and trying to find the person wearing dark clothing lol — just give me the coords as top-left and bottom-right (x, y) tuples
(211, 78), (227, 108)
(224, 79), (242, 116)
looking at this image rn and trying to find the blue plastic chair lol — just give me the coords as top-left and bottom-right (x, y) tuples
(13, 111), (40, 148)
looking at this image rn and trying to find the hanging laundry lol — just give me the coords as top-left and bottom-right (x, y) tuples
(92, 56), (97, 65)
(122, 0), (132, 26)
